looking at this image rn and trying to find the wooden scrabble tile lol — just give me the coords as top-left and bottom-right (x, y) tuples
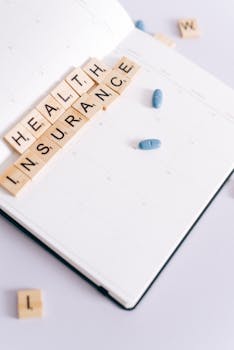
(18, 289), (43, 319)
(43, 120), (76, 148)
(89, 84), (119, 110)
(30, 135), (60, 163)
(59, 107), (88, 133)
(87, 83), (99, 92)
(4, 124), (36, 154)
(82, 58), (111, 84)
(104, 69), (131, 95)
(51, 80), (79, 109)
(66, 67), (95, 96)
(114, 56), (140, 78)
(72, 94), (102, 119)
(178, 18), (200, 38)
(154, 33), (176, 48)
(15, 150), (46, 179)
(0, 165), (30, 196)
(21, 109), (51, 138)
(36, 95), (65, 124)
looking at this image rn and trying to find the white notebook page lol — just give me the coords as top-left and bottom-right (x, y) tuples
(0, 2), (234, 307)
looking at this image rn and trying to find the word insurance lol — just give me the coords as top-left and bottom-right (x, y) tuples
(0, 56), (140, 196)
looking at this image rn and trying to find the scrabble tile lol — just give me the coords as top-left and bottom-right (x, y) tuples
(114, 56), (140, 78)
(85, 83), (98, 97)
(59, 107), (88, 133)
(43, 120), (76, 148)
(0, 165), (30, 196)
(154, 33), (176, 48)
(51, 80), (79, 109)
(66, 67), (95, 96)
(30, 135), (60, 163)
(4, 124), (36, 154)
(15, 150), (46, 179)
(72, 94), (102, 119)
(178, 18), (200, 38)
(104, 69), (131, 95)
(82, 58), (111, 84)
(21, 109), (51, 138)
(18, 289), (43, 319)
(89, 84), (119, 110)
(36, 95), (65, 124)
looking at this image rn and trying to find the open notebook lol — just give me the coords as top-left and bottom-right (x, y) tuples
(0, 0), (234, 309)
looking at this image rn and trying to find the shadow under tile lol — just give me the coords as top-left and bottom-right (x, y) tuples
(2, 290), (17, 319)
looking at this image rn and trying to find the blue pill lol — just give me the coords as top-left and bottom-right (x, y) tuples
(138, 139), (161, 150)
(152, 89), (163, 108)
(135, 20), (145, 31)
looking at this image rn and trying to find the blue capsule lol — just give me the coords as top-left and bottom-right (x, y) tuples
(138, 139), (161, 150)
(135, 20), (145, 31)
(152, 89), (163, 108)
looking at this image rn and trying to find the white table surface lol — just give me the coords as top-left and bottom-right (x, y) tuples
(1, 1), (234, 349)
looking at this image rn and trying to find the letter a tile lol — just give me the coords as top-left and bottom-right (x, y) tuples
(36, 95), (65, 124)
(72, 94), (102, 119)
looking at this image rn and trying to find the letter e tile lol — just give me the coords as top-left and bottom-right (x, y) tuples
(21, 109), (51, 138)
(114, 56), (140, 78)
